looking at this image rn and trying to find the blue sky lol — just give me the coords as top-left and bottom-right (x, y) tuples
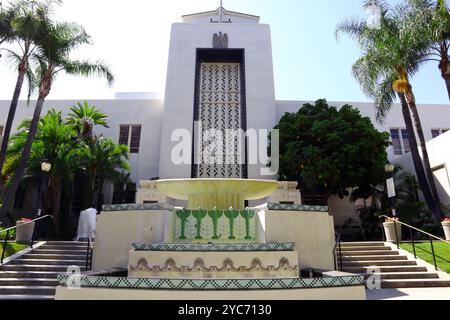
(0, 0), (448, 104)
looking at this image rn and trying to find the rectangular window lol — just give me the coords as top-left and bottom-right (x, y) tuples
(390, 129), (403, 155)
(130, 125), (142, 154)
(119, 125), (130, 146)
(401, 129), (411, 154)
(432, 129), (441, 139)
(118, 125), (142, 154)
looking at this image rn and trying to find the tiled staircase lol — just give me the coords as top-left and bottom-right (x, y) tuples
(338, 242), (450, 288)
(0, 241), (89, 300)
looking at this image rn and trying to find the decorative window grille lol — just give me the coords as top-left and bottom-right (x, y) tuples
(390, 129), (403, 156)
(194, 62), (244, 178)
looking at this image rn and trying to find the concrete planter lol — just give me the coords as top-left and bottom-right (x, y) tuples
(442, 221), (450, 241)
(383, 221), (402, 243)
(15, 221), (35, 244)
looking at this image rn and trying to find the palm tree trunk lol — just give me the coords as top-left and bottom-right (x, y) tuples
(445, 78), (450, 102)
(0, 93), (46, 224)
(405, 88), (443, 222)
(49, 176), (62, 237)
(398, 93), (441, 223)
(0, 66), (27, 192)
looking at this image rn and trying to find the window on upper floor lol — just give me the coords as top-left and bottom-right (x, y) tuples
(390, 128), (410, 156)
(431, 129), (449, 139)
(118, 125), (142, 154)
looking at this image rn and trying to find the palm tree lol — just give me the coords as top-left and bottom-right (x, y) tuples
(336, 0), (443, 222)
(67, 102), (109, 209)
(84, 136), (130, 210)
(67, 101), (109, 142)
(3, 110), (81, 234)
(0, 0), (60, 194)
(0, 20), (114, 224)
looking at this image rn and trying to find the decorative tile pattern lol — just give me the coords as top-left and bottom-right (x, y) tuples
(268, 203), (328, 212)
(102, 203), (174, 212)
(57, 275), (365, 290)
(131, 243), (296, 252)
(129, 257), (298, 274)
(175, 209), (256, 242)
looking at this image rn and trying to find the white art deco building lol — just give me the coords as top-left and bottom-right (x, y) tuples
(1, 7), (450, 227)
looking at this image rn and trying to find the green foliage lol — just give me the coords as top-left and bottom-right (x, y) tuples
(0, 226), (16, 240)
(273, 99), (390, 198)
(67, 102), (109, 140)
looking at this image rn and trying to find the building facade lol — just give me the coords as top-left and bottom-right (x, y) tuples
(0, 7), (449, 225)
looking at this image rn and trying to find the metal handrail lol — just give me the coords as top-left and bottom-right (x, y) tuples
(379, 214), (449, 271)
(333, 232), (343, 271)
(1, 215), (54, 264)
(379, 215), (450, 244)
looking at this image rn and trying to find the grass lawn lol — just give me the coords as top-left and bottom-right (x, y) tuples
(0, 242), (29, 259)
(400, 242), (450, 273)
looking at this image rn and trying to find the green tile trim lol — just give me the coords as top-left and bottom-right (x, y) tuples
(57, 274), (364, 290)
(267, 203), (328, 212)
(102, 204), (174, 212)
(131, 243), (296, 252)
(175, 209), (257, 242)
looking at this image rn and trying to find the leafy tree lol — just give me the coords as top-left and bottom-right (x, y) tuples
(0, 19), (114, 223)
(67, 101), (109, 142)
(336, 0), (443, 222)
(0, 0), (60, 194)
(274, 99), (390, 199)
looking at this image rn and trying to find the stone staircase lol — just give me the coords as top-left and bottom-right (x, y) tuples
(338, 242), (450, 288)
(0, 241), (89, 300)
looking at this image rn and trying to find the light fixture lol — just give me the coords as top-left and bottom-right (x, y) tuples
(384, 164), (395, 174)
(41, 161), (52, 172)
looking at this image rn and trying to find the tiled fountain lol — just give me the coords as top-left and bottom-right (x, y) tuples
(55, 179), (366, 300)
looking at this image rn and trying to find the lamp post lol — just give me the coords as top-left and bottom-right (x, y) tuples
(385, 163), (396, 217)
(36, 161), (52, 217)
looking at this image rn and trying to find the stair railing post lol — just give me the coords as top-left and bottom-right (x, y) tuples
(85, 238), (91, 271)
(393, 220), (400, 249)
(429, 237), (438, 271)
(410, 228), (416, 259)
(1, 230), (10, 264)
(380, 218), (386, 242)
(339, 240), (343, 271)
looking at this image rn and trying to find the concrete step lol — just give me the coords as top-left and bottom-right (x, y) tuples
(343, 265), (428, 273)
(22, 253), (87, 260)
(0, 271), (61, 279)
(8, 259), (86, 266)
(0, 294), (54, 300)
(33, 249), (88, 255)
(0, 278), (59, 286)
(338, 250), (399, 256)
(338, 246), (390, 251)
(342, 260), (417, 267)
(339, 255), (408, 261)
(381, 279), (450, 288)
(39, 245), (88, 250)
(0, 286), (56, 295)
(340, 242), (386, 247)
(45, 241), (89, 246)
(0, 265), (86, 272)
(363, 272), (440, 280)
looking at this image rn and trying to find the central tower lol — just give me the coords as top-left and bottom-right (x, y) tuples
(159, 6), (277, 180)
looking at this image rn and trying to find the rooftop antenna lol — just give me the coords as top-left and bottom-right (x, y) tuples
(219, 0), (223, 23)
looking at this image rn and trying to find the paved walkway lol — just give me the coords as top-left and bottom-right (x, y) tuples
(366, 288), (450, 300)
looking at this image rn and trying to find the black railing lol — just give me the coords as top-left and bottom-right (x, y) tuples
(85, 238), (94, 271)
(379, 215), (450, 271)
(333, 232), (343, 271)
(0, 215), (54, 264)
